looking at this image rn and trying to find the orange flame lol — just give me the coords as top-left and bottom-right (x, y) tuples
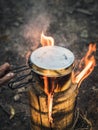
(40, 33), (96, 123)
(40, 33), (55, 123)
(72, 43), (96, 86)
(42, 76), (54, 123)
(40, 32), (54, 46)
(42, 76), (49, 95)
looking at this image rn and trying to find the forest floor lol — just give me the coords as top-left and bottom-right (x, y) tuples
(0, 0), (98, 130)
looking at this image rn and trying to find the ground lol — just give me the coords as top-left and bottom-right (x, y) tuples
(0, 0), (98, 130)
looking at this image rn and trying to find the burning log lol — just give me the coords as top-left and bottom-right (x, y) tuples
(8, 33), (96, 130)
(72, 43), (96, 87)
(29, 83), (78, 130)
(28, 46), (78, 130)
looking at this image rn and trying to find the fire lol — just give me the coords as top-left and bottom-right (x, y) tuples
(42, 76), (49, 95)
(72, 43), (96, 86)
(41, 32), (54, 46)
(41, 76), (54, 123)
(41, 32), (55, 123)
(40, 33), (96, 123)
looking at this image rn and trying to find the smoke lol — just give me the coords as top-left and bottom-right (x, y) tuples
(22, 1), (52, 51)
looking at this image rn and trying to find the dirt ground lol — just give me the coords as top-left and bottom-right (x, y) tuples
(0, 0), (98, 130)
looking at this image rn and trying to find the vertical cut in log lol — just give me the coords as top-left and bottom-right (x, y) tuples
(29, 81), (78, 130)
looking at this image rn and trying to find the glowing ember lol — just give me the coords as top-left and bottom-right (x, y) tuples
(72, 43), (96, 86)
(41, 32), (54, 46)
(48, 94), (53, 123)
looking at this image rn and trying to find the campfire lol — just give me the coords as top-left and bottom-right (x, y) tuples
(9, 33), (96, 130)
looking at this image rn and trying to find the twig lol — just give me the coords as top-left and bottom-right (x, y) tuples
(72, 108), (80, 129)
(80, 113), (92, 130)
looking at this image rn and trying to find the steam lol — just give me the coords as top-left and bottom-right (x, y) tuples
(23, 1), (51, 51)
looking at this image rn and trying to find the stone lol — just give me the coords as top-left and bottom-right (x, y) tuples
(17, 17), (24, 23)
(80, 29), (88, 38)
(13, 22), (20, 27)
(14, 94), (21, 101)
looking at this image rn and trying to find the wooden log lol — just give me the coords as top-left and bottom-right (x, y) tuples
(28, 46), (77, 130)
(29, 80), (78, 130)
(52, 84), (78, 130)
(29, 83), (51, 130)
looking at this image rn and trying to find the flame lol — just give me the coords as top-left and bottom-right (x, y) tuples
(40, 32), (54, 46)
(42, 76), (55, 123)
(40, 32), (55, 123)
(42, 76), (49, 95)
(72, 43), (96, 86)
(40, 33), (96, 123)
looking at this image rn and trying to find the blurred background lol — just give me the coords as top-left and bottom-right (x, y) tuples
(0, 0), (98, 130)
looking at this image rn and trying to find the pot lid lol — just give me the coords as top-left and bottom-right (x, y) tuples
(29, 46), (74, 77)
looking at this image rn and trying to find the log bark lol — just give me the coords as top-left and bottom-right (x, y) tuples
(29, 82), (78, 130)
